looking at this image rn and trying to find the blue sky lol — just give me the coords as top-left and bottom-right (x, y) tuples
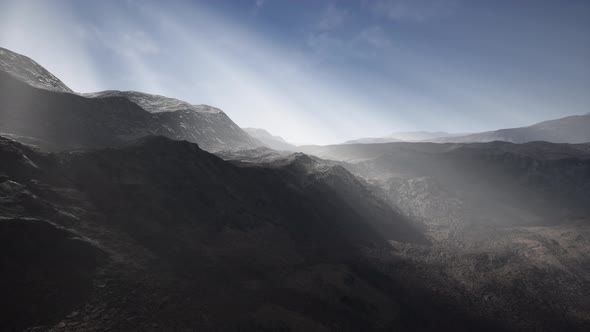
(0, 0), (589, 144)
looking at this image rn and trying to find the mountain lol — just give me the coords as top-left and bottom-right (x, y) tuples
(343, 131), (463, 144)
(0, 47), (72, 93)
(2, 45), (590, 331)
(0, 48), (260, 152)
(343, 113), (590, 145)
(386, 131), (463, 141)
(343, 137), (402, 144)
(0, 135), (440, 331)
(84, 90), (262, 151)
(243, 128), (296, 151)
(435, 114), (590, 144)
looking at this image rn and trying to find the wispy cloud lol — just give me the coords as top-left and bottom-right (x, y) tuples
(308, 4), (393, 59)
(367, 0), (457, 22)
(316, 4), (349, 32)
(1, 0), (588, 143)
(121, 31), (160, 55)
(127, 3), (396, 144)
(357, 26), (392, 49)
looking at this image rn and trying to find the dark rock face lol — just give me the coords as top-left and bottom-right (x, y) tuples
(0, 70), (154, 150)
(0, 218), (105, 331)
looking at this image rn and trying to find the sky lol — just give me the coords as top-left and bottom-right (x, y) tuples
(0, 0), (589, 144)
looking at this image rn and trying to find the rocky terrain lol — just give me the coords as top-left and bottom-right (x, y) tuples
(0, 48), (72, 93)
(0, 48), (260, 152)
(243, 128), (296, 151)
(0, 135), (461, 332)
(299, 141), (590, 330)
(1, 46), (589, 331)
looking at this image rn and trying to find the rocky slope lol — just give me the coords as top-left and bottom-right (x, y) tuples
(243, 128), (296, 151)
(84, 90), (261, 151)
(0, 47), (72, 93)
(300, 141), (590, 232)
(298, 141), (590, 330)
(0, 48), (260, 152)
(1, 135), (448, 332)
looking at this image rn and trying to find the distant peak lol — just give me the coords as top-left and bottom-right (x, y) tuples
(243, 128), (296, 151)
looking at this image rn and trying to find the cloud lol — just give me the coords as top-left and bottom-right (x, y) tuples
(73, 23), (165, 94)
(4, 0), (575, 143)
(307, 25), (393, 62)
(316, 4), (349, 31)
(367, 0), (457, 22)
(121, 31), (160, 55)
(307, 4), (392, 60)
(133, 3), (396, 144)
(356, 26), (392, 49)
(0, 0), (449, 143)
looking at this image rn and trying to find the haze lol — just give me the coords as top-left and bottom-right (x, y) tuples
(0, 0), (588, 144)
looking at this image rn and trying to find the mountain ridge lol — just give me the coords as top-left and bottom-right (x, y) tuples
(0, 47), (73, 93)
(84, 90), (223, 114)
(243, 128), (296, 151)
(342, 114), (590, 145)
(0, 47), (261, 152)
(431, 114), (590, 144)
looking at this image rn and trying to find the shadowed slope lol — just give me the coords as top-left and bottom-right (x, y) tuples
(0, 136), (437, 331)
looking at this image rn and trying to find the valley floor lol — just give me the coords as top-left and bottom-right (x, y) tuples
(374, 220), (590, 331)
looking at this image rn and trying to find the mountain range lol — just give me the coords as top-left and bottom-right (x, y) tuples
(344, 131), (462, 144)
(343, 115), (590, 145)
(0, 47), (261, 152)
(1, 46), (589, 331)
(433, 114), (590, 143)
